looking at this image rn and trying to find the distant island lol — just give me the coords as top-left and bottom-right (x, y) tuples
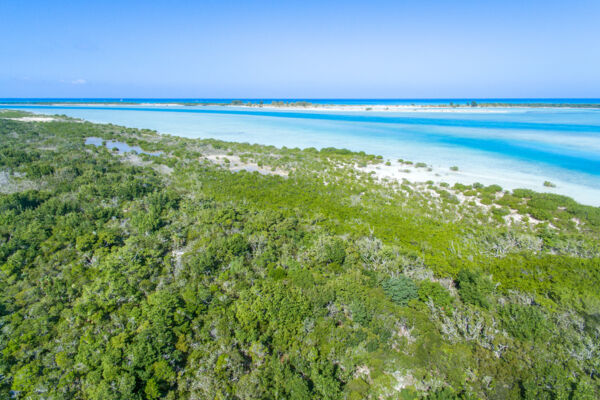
(2, 99), (600, 110)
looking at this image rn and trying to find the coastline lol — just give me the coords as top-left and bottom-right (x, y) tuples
(2, 100), (600, 113)
(3, 109), (600, 207)
(205, 147), (600, 207)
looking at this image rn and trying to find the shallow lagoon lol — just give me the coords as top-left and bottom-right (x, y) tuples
(6, 104), (600, 206)
(84, 137), (162, 156)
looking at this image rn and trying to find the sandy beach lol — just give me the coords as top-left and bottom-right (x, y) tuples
(33, 102), (552, 113)
(202, 150), (600, 207)
(226, 104), (519, 113)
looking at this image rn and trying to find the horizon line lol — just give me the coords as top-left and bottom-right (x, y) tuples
(2, 97), (600, 100)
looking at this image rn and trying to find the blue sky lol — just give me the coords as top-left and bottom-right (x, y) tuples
(1, 0), (599, 98)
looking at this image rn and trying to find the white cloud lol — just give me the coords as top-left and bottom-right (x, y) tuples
(71, 79), (87, 85)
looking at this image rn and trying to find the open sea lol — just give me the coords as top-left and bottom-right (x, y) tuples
(2, 100), (600, 206)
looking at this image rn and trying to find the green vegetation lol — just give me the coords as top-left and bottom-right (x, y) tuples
(382, 276), (418, 306)
(544, 180), (556, 188)
(450, 166), (459, 171)
(1, 110), (599, 399)
(456, 270), (495, 309)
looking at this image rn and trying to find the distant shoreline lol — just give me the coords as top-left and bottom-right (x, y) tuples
(2, 100), (600, 112)
(221, 102), (600, 113)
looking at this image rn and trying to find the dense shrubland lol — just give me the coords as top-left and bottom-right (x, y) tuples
(1, 111), (599, 399)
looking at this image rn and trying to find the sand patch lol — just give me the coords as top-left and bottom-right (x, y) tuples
(5, 116), (58, 122)
(121, 153), (173, 175)
(0, 170), (39, 193)
(204, 154), (288, 176)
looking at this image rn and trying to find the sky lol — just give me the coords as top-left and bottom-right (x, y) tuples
(1, 0), (600, 98)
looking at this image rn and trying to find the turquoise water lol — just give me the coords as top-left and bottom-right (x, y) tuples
(5, 104), (600, 206)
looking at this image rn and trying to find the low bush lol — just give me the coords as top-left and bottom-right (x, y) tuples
(382, 276), (418, 306)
